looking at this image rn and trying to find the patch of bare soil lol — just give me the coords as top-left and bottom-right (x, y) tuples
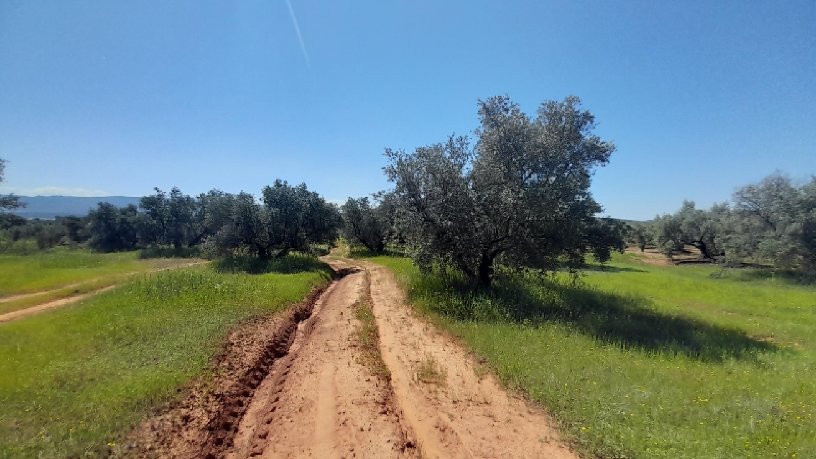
(626, 247), (712, 266)
(626, 247), (671, 266)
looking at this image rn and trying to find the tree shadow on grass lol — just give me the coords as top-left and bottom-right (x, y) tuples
(720, 267), (816, 287)
(581, 264), (647, 273)
(420, 273), (777, 363)
(214, 253), (332, 276)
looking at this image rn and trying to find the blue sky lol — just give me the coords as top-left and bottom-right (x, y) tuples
(0, 0), (813, 220)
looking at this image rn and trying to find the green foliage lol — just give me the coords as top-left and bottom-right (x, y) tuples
(0, 158), (23, 212)
(653, 173), (816, 273)
(369, 253), (816, 458)
(653, 201), (726, 260)
(201, 182), (340, 259)
(726, 173), (816, 272)
(137, 245), (201, 259)
(84, 182), (340, 259)
(0, 263), (330, 458)
(87, 203), (139, 252)
(260, 179), (340, 255)
(138, 187), (199, 249)
(0, 216), (89, 253)
(341, 196), (388, 252)
(626, 224), (653, 252)
(384, 95), (623, 286)
(213, 252), (332, 276)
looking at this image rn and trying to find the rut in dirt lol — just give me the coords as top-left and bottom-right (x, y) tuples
(226, 259), (417, 458)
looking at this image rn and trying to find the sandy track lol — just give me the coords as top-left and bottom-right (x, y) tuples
(226, 260), (416, 459)
(358, 259), (576, 459)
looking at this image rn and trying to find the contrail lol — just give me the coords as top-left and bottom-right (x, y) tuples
(285, 0), (310, 68)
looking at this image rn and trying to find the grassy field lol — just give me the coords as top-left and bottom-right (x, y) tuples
(367, 252), (815, 459)
(0, 257), (331, 458)
(0, 248), (200, 298)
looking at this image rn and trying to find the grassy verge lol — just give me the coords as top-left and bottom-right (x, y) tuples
(0, 248), (201, 298)
(365, 253), (815, 458)
(0, 258), (331, 458)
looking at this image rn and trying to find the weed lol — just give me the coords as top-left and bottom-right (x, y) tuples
(353, 300), (390, 380)
(415, 353), (447, 386)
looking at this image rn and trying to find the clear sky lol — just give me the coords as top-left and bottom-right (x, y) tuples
(1, 1), (814, 220)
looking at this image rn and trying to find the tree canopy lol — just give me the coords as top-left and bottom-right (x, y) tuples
(0, 158), (23, 212)
(384, 95), (623, 286)
(341, 196), (389, 253)
(650, 173), (815, 273)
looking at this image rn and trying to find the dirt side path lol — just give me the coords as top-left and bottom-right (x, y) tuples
(226, 261), (417, 459)
(0, 285), (117, 324)
(357, 258), (577, 459)
(0, 261), (209, 324)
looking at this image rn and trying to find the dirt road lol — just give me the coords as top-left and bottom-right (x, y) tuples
(132, 257), (575, 459)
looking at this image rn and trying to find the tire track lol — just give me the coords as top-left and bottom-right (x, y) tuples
(225, 261), (417, 459)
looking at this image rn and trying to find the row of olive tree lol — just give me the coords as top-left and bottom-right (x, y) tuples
(343, 96), (626, 287)
(87, 180), (340, 258)
(645, 173), (815, 272)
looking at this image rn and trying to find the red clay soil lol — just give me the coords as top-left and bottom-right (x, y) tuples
(121, 282), (333, 458)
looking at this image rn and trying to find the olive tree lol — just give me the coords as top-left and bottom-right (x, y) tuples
(138, 187), (199, 248)
(261, 180), (340, 256)
(0, 158), (23, 212)
(341, 196), (388, 252)
(203, 182), (340, 259)
(653, 201), (726, 260)
(725, 173), (816, 271)
(385, 95), (622, 287)
(627, 225), (652, 252)
(87, 203), (139, 252)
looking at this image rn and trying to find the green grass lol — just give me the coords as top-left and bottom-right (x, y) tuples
(366, 253), (816, 459)
(0, 259), (331, 458)
(353, 299), (391, 380)
(0, 248), (199, 298)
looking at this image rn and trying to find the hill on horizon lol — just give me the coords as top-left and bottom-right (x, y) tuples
(12, 196), (141, 219)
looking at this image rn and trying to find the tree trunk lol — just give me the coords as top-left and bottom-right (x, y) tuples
(477, 253), (494, 288)
(693, 240), (712, 259)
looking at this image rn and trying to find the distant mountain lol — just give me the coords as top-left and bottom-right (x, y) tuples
(12, 196), (141, 219)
